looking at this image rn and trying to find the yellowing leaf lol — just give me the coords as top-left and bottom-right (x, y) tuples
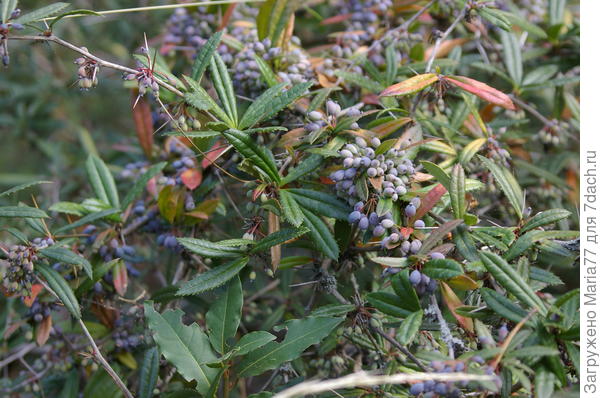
(380, 74), (439, 97)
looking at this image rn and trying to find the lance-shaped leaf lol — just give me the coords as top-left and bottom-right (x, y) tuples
(86, 154), (120, 208)
(418, 219), (463, 255)
(450, 164), (466, 219)
(380, 73), (439, 97)
(480, 287), (530, 325)
(299, 207), (339, 259)
(177, 238), (246, 258)
(13, 2), (70, 25)
(479, 156), (523, 219)
(36, 264), (81, 319)
(236, 316), (343, 377)
(0, 181), (52, 198)
(177, 257), (248, 296)
(138, 347), (159, 398)
(521, 209), (571, 234)
(280, 154), (323, 186)
(397, 310), (423, 345)
(230, 331), (276, 357)
(445, 75), (516, 110)
(0, 205), (48, 218)
(287, 188), (350, 220)
(479, 251), (547, 315)
(250, 226), (309, 254)
(505, 230), (579, 261)
(221, 129), (281, 183)
(206, 276), (243, 354)
(192, 31), (224, 81)
(39, 246), (92, 279)
(144, 303), (219, 395)
(278, 190), (303, 227)
(422, 258), (463, 280)
(440, 282), (474, 333)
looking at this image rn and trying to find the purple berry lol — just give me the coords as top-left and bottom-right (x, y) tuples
(358, 216), (369, 230)
(414, 219), (425, 228)
(430, 252), (445, 259)
(409, 270), (422, 285)
(410, 383), (424, 395)
(405, 203), (416, 217)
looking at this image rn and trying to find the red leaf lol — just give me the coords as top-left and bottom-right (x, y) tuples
(321, 13), (354, 25)
(113, 261), (128, 296)
(181, 168), (202, 190)
(412, 183), (447, 222)
(36, 316), (52, 346)
(23, 284), (43, 307)
(131, 93), (154, 158)
(445, 75), (516, 110)
(441, 282), (474, 333)
(202, 142), (229, 169)
(380, 74), (439, 97)
(400, 227), (414, 239)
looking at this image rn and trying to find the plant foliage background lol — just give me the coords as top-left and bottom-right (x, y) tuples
(0, 0), (579, 397)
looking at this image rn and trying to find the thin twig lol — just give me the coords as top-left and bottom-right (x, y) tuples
(425, 5), (470, 73)
(8, 35), (184, 97)
(273, 371), (494, 398)
(0, 343), (36, 370)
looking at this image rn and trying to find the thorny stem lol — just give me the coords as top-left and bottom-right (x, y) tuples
(36, 277), (135, 398)
(8, 35), (185, 97)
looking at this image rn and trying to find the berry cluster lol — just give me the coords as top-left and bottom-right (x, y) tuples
(0, 8), (24, 66)
(123, 63), (160, 98)
(163, 7), (216, 51)
(26, 300), (55, 323)
(2, 238), (54, 296)
(409, 267), (439, 296)
(74, 52), (99, 90)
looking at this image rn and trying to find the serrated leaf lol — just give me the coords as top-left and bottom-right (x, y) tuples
(138, 347), (159, 398)
(336, 70), (385, 93)
(54, 208), (120, 234)
(86, 155), (119, 208)
(0, 180), (52, 198)
(278, 190), (303, 226)
(210, 53), (238, 124)
(236, 316), (343, 377)
(0, 205), (48, 218)
(380, 73), (439, 97)
(478, 7), (512, 31)
(206, 276), (243, 354)
(479, 251), (547, 315)
(192, 31), (223, 81)
(513, 159), (569, 188)
(499, 31), (523, 85)
(280, 154), (323, 186)
(450, 164), (466, 218)
(144, 303), (219, 394)
(254, 55), (279, 87)
(14, 2), (70, 25)
(397, 310), (423, 345)
(121, 162), (166, 209)
(39, 246), (92, 279)
(177, 257), (248, 296)
(251, 226), (308, 253)
(222, 129), (281, 183)
(36, 263), (81, 319)
(177, 238), (246, 259)
(49, 201), (87, 216)
(479, 156), (523, 219)
(287, 188), (349, 220)
(506, 345), (559, 359)
(522, 65), (559, 86)
(480, 287), (529, 324)
(446, 76), (516, 110)
(530, 267), (563, 286)
(239, 82), (312, 130)
(184, 76), (234, 127)
(422, 258), (463, 280)
(299, 207), (339, 259)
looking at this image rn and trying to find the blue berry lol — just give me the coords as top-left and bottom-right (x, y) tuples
(409, 270), (422, 285)
(409, 383), (424, 395)
(348, 211), (362, 223)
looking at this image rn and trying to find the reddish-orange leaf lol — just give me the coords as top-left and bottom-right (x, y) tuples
(424, 38), (469, 60)
(113, 261), (128, 296)
(218, 3), (237, 31)
(445, 75), (516, 110)
(23, 284), (43, 307)
(181, 168), (202, 190)
(400, 227), (414, 239)
(371, 117), (413, 138)
(447, 274), (479, 290)
(321, 13), (354, 25)
(202, 142), (229, 169)
(412, 183), (447, 221)
(36, 316), (52, 346)
(131, 93), (154, 158)
(441, 282), (474, 333)
(380, 74), (439, 97)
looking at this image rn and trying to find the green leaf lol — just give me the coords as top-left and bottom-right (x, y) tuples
(278, 190), (304, 227)
(385, 45), (399, 85)
(391, 270), (421, 312)
(83, 367), (123, 398)
(254, 55), (280, 87)
(299, 207), (339, 259)
(530, 267), (563, 286)
(144, 303), (219, 395)
(0, 205), (48, 218)
(39, 246), (92, 279)
(138, 347), (159, 398)
(450, 164), (466, 218)
(231, 331), (276, 357)
(420, 161), (451, 189)
(280, 154), (323, 186)
(522, 65), (559, 86)
(0, 180), (52, 198)
(49, 201), (87, 216)
(479, 251), (547, 315)
(184, 76), (234, 127)
(310, 304), (355, 318)
(75, 259), (121, 296)
(422, 258), (463, 280)
(506, 346), (559, 359)
(459, 138), (486, 166)
(535, 368), (556, 398)
(479, 156), (523, 219)
(251, 226), (309, 253)
(505, 230), (579, 261)
(36, 263), (81, 319)
(549, 0), (566, 26)
(177, 257), (248, 296)
(59, 369), (80, 398)
(503, 12), (547, 39)
(367, 292), (413, 318)
(206, 276), (243, 354)
(336, 70), (385, 93)
(192, 31), (224, 81)
(222, 129), (281, 183)
(256, 0), (296, 44)
(513, 159), (569, 188)
(480, 287), (529, 324)
(48, 9), (102, 28)
(239, 82), (312, 130)
(499, 30), (523, 85)
(478, 7), (511, 31)
(287, 188), (350, 220)
(369, 256), (409, 268)
(236, 316), (343, 377)
(54, 208), (121, 234)
(121, 162), (166, 209)
(397, 310), (423, 345)
(14, 2), (70, 25)
(86, 155), (120, 208)
(177, 238), (246, 258)
(522, 209), (571, 234)
(210, 53), (238, 125)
